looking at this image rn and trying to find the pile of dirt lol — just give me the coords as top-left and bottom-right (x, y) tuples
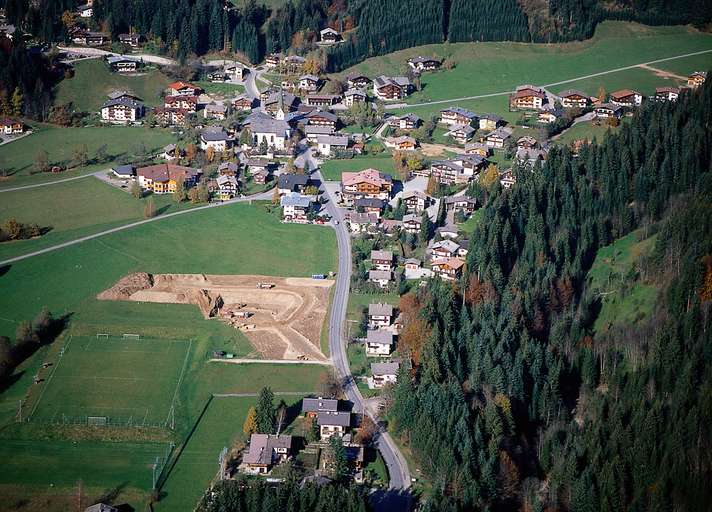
(97, 272), (153, 301)
(190, 289), (223, 318)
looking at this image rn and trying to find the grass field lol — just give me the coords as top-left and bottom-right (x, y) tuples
(194, 80), (245, 97)
(553, 120), (623, 146)
(54, 59), (172, 112)
(0, 124), (175, 184)
(31, 335), (191, 424)
(336, 22), (712, 119)
(320, 154), (396, 181)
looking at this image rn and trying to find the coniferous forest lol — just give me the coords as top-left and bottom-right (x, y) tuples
(389, 80), (712, 511)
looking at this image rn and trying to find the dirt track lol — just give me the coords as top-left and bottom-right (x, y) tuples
(98, 273), (334, 361)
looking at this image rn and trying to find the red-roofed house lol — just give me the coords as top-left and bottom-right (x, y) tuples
(167, 81), (201, 96)
(510, 85), (546, 110)
(610, 89), (643, 107)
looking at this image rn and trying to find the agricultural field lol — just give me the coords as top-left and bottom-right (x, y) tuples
(320, 154), (396, 181)
(54, 59), (172, 112)
(0, 124), (174, 185)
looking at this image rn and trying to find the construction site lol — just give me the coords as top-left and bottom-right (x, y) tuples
(98, 273), (334, 361)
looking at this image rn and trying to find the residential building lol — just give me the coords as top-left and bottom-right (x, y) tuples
(225, 62), (246, 80)
(316, 134), (349, 156)
(457, 239), (470, 258)
(404, 258), (421, 271)
(0, 118), (24, 134)
(407, 56), (441, 72)
(516, 147), (548, 167)
(85, 504), (118, 512)
(305, 125), (336, 143)
(354, 197), (385, 217)
(218, 162), (239, 176)
(366, 329), (394, 356)
(594, 103), (622, 119)
(306, 94), (341, 107)
(265, 53), (282, 68)
(100, 95), (145, 124)
(154, 107), (188, 126)
(302, 397), (339, 418)
(610, 89), (643, 107)
(368, 362), (399, 389)
(440, 107), (477, 126)
(388, 113), (421, 130)
(203, 102), (228, 120)
(118, 33), (141, 48)
(200, 127), (232, 152)
(368, 303), (394, 328)
(164, 95), (197, 112)
(107, 55), (139, 73)
(465, 142), (490, 157)
(0, 23), (17, 41)
(444, 196), (477, 215)
(437, 225), (459, 239)
(167, 81), (201, 96)
(348, 212), (379, 234)
(284, 55), (306, 73)
(252, 168), (269, 184)
(402, 213), (421, 234)
(245, 112), (292, 151)
(431, 239), (460, 260)
(500, 169), (517, 189)
(479, 113), (504, 131)
(241, 434), (293, 474)
(304, 109), (338, 130)
(383, 135), (417, 151)
(431, 257), (465, 281)
(112, 164), (134, 179)
(559, 90), (590, 108)
(346, 73), (372, 90)
(446, 124), (476, 144)
(655, 87), (680, 102)
(510, 85), (547, 110)
(341, 168), (393, 205)
(317, 411), (351, 439)
(277, 173), (309, 195)
(430, 156), (485, 185)
(136, 164), (200, 194)
(485, 127), (513, 149)
(538, 106), (563, 124)
(216, 175), (238, 200)
(402, 190), (430, 213)
(233, 95), (254, 111)
(371, 250), (393, 271)
(373, 75), (412, 100)
(368, 269), (392, 288)
(280, 192), (313, 223)
(77, 3), (93, 17)
(299, 74), (320, 92)
(687, 71), (707, 89)
(83, 32), (108, 46)
(517, 136), (538, 149)
(344, 88), (367, 107)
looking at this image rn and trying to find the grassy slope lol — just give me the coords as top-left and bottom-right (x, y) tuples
(0, 124), (174, 182)
(54, 59), (172, 111)
(320, 154), (396, 181)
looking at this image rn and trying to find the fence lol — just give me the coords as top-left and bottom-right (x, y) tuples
(26, 413), (169, 429)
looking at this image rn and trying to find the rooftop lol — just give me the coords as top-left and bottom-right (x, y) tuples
(371, 361), (400, 376)
(371, 250), (393, 261)
(369, 303), (393, 317)
(366, 329), (394, 346)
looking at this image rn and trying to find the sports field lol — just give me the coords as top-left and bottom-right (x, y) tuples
(30, 335), (191, 425)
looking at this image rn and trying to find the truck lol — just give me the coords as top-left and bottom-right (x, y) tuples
(311, 274), (326, 280)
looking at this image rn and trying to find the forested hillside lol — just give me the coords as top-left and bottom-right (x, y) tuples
(390, 80), (712, 511)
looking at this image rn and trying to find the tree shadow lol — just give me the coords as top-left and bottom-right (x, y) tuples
(0, 264), (10, 277)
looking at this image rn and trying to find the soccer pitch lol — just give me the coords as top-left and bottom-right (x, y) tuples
(30, 335), (192, 426)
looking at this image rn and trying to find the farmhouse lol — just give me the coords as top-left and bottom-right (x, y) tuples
(118, 33), (141, 48)
(383, 135), (417, 151)
(432, 257), (465, 281)
(225, 62), (246, 80)
(500, 169), (517, 188)
(510, 85), (547, 110)
(280, 192), (313, 223)
(402, 190), (431, 213)
(302, 397), (339, 418)
(299, 74), (320, 92)
(233, 94), (254, 111)
(77, 3), (93, 17)
(200, 127), (232, 152)
(655, 87), (680, 102)
(485, 127), (513, 149)
(265, 53), (282, 68)
(277, 173), (309, 195)
(366, 329), (394, 356)
(100, 95), (145, 124)
(203, 102), (229, 120)
(559, 90), (590, 108)
(479, 113), (504, 131)
(306, 94), (341, 107)
(594, 103), (622, 119)
(241, 434), (293, 474)
(354, 197), (386, 217)
(304, 109), (338, 130)
(136, 164), (201, 194)
(687, 71), (707, 88)
(402, 213), (421, 234)
(164, 95), (197, 112)
(538, 106), (563, 124)
(0, 118), (24, 134)
(83, 31), (108, 46)
(369, 362), (400, 389)
(444, 196), (478, 215)
(341, 168), (393, 205)
(369, 270), (392, 288)
(388, 113), (422, 130)
(344, 88), (367, 107)
(317, 134), (349, 156)
(408, 56), (441, 72)
(373, 75), (413, 101)
(284, 55), (306, 72)
(107, 55), (139, 73)
(440, 107), (477, 126)
(317, 411), (351, 440)
(263, 91), (299, 116)
(609, 89), (643, 107)
(369, 303), (394, 328)
(371, 250), (393, 271)
(216, 175), (239, 200)
(319, 27), (341, 44)
(346, 73), (372, 90)
(446, 124), (476, 144)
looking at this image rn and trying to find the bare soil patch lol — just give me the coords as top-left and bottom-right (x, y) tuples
(637, 64), (687, 81)
(98, 273), (334, 361)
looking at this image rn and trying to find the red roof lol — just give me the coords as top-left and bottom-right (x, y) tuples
(137, 163), (199, 183)
(610, 89), (640, 99)
(168, 81), (199, 91)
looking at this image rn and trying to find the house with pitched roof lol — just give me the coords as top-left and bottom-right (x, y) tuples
(341, 168), (393, 205)
(368, 269), (392, 288)
(510, 85), (547, 110)
(200, 127), (232, 152)
(479, 113), (504, 131)
(100, 94), (145, 124)
(346, 73), (372, 90)
(344, 88), (367, 107)
(609, 89), (643, 107)
(136, 164), (201, 194)
(402, 190), (431, 213)
(240, 433), (293, 474)
(373, 75), (413, 100)
(402, 213), (421, 234)
(368, 362), (400, 389)
(245, 112), (292, 151)
(1, 118), (24, 134)
(440, 107), (477, 126)
(655, 87), (680, 102)
(432, 257), (465, 281)
(280, 192), (313, 223)
(366, 329), (394, 356)
(371, 250), (393, 271)
(317, 411), (351, 439)
(216, 175), (239, 200)
(408, 56), (441, 72)
(316, 134), (349, 156)
(559, 90), (590, 108)
(388, 113), (422, 130)
(167, 81), (201, 96)
(687, 71), (707, 88)
(319, 27), (341, 44)
(368, 303), (394, 328)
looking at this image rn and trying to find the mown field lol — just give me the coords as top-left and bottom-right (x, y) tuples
(336, 22), (712, 119)
(320, 154), (396, 181)
(0, 124), (174, 184)
(54, 58), (172, 112)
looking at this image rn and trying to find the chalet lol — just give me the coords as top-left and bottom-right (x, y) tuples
(444, 196), (477, 215)
(402, 213), (421, 234)
(368, 303), (393, 328)
(432, 257), (465, 281)
(431, 239), (460, 260)
(440, 107), (477, 126)
(348, 212), (379, 234)
(280, 192), (313, 223)
(457, 239), (470, 258)
(594, 103), (622, 119)
(383, 135), (417, 151)
(341, 168), (393, 205)
(446, 124), (476, 144)
(77, 3), (93, 17)
(510, 85), (547, 110)
(218, 162), (239, 176)
(609, 89), (643, 108)
(517, 136), (538, 150)
(317, 411), (351, 439)
(284, 55), (306, 73)
(252, 168), (269, 184)
(302, 397), (339, 418)
(203, 102), (228, 120)
(265, 53), (282, 68)
(402, 190), (430, 213)
(167, 81), (201, 97)
(200, 127), (232, 152)
(216, 175), (239, 200)
(304, 110), (338, 130)
(107, 55), (139, 73)
(366, 329), (394, 356)
(354, 197), (386, 217)
(84, 31), (108, 46)
(404, 258), (421, 271)
(408, 56), (441, 72)
(245, 113), (292, 151)
(687, 71), (707, 89)
(136, 164), (200, 194)
(118, 33), (141, 48)
(306, 94), (341, 107)
(371, 250), (393, 271)
(500, 169), (517, 189)
(225, 62), (246, 80)
(100, 95), (145, 124)
(389, 113), (421, 130)
(164, 95), (197, 112)
(373, 75), (412, 101)
(479, 113), (504, 131)
(305, 125), (336, 143)
(516, 147), (548, 166)
(538, 106), (563, 124)
(299, 74), (320, 92)
(233, 95), (254, 111)
(369, 270), (392, 288)
(112, 165), (134, 179)
(241, 434), (293, 474)
(559, 90), (590, 109)
(347, 73), (372, 90)
(368, 362), (399, 389)
(465, 142), (490, 157)
(319, 27), (341, 44)
(208, 70), (229, 83)
(245, 158), (272, 177)
(430, 157), (483, 185)
(437, 224), (459, 239)
(485, 127), (513, 149)
(344, 88), (366, 107)
(277, 173), (309, 195)
(317, 134), (349, 156)
(655, 87), (680, 102)
(154, 107), (188, 126)
(0, 118), (24, 134)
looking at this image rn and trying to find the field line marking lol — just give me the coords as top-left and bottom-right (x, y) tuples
(165, 339), (192, 425)
(29, 335), (73, 419)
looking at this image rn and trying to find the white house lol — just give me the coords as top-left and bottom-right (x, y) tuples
(316, 134), (349, 156)
(100, 95), (144, 124)
(368, 269), (392, 288)
(280, 192), (313, 223)
(365, 329), (394, 356)
(368, 303), (393, 328)
(200, 128), (232, 152)
(368, 362), (399, 389)
(317, 411), (351, 440)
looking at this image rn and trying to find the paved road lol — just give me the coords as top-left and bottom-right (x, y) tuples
(57, 46), (177, 66)
(244, 66), (262, 100)
(0, 190), (272, 267)
(386, 48), (712, 110)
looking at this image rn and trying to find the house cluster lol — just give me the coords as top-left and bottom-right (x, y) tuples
(429, 231), (468, 281)
(112, 162), (202, 194)
(277, 173), (318, 223)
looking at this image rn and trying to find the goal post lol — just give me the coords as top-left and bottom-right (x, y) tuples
(122, 333), (141, 340)
(96, 333), (109, 340)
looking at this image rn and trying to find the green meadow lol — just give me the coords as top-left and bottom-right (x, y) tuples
(320, 154), (396, 181)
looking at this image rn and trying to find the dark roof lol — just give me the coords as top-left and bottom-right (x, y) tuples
(316, 411), (351, 427)
(278, 173), (309, 189)
(101, 96), (143, 109)
(112, 164), (135, 176)
(302, 397), (339, 413)
(355, 197), (385, 209)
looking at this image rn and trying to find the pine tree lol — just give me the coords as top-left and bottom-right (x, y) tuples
(255, 386), (275, 434)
